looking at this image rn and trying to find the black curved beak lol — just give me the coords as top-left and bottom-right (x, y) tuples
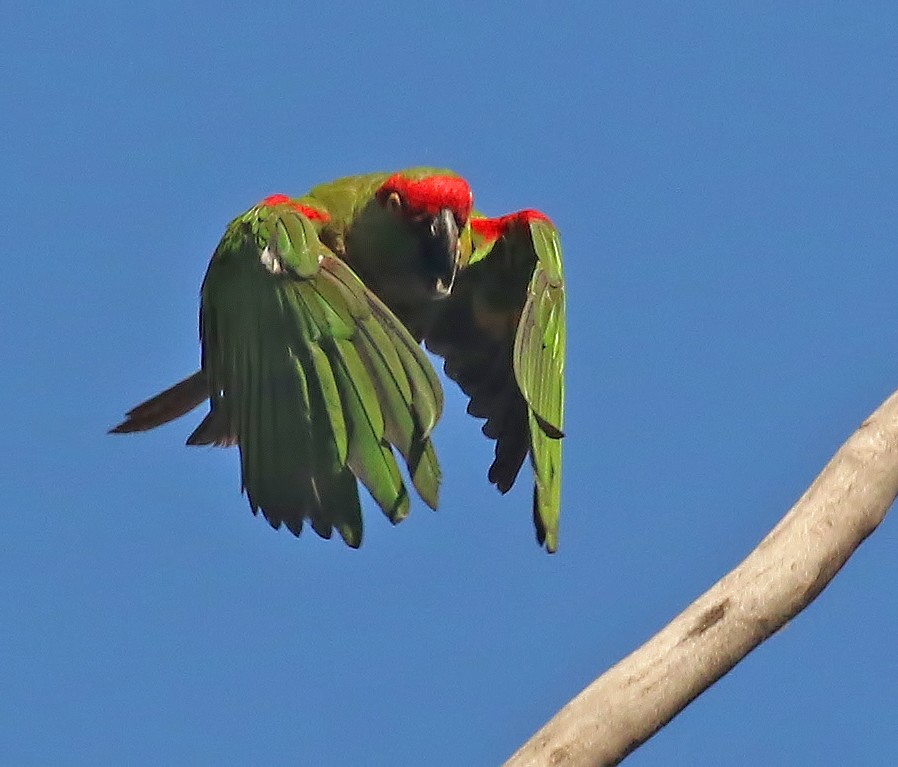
(423, 208), (460, 296)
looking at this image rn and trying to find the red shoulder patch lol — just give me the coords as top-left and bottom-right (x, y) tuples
(260, 194), (290, 207)
(258, 194), (330, 223)
(471, 209), (552, 241)
(376, 173), (473, 223)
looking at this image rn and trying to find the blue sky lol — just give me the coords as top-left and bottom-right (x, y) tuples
(3, 3), (898, 765)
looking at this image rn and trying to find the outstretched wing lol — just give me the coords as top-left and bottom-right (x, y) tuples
(199, 197), (443, 546)
(426, 210), (565, 551)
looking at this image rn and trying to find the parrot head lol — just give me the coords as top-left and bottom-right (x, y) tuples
(341, 170), (473, 323)
(373, 171), (473, 297)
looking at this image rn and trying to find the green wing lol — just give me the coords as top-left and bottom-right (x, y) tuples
(426, 212), (565, 551)
(510, 217), (565, 551)
(199, 199), (442, 546)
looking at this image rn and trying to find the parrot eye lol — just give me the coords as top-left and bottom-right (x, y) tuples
(384, 191), (403, 212)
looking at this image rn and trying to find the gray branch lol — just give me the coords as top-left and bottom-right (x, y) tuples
(504, 389), (898, 767)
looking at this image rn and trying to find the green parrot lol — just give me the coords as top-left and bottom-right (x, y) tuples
(111, 168), (566, 550)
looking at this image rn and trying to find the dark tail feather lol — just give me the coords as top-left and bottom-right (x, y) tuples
(109, 370), (208, 434)
(186, 408), (237, 447)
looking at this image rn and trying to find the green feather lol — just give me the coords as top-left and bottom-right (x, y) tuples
(331, 337), (410, 523)
(511, 220), (565, 550)
(308, 342), (348, 465)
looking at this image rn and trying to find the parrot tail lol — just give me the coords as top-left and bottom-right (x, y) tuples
(109, 370), (208, 434)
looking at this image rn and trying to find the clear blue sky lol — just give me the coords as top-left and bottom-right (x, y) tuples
(3, 3), (897, 765)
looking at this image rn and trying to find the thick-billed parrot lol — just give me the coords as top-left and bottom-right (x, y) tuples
(111, 168), (566, 550)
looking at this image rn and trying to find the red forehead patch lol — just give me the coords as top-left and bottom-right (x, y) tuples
(259, 194), (330, 223)
(377, 173), (473, 222)
(471, 209), (552, 241)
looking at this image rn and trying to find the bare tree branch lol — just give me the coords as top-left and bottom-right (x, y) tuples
(504, 389), (898, 767)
